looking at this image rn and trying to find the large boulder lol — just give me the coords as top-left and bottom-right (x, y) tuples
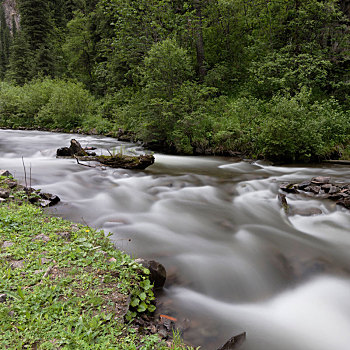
(135, 259), (167, 289)
(57, 139), (87, 157)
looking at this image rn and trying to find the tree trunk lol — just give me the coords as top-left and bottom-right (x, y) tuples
(340, 0), (350, 20)
(193, 0), (206, 82)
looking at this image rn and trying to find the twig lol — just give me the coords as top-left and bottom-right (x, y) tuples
(29, 163), (32, 189)
(107, 148), (114, 157)
(74, 156), (98, 168)
(81, 217), (91, 229)
(21, 156), (27, 188)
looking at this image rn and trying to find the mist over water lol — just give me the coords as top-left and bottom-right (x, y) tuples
(1, 129), (350, 350)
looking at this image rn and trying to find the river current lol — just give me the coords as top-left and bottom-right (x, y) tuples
(1, 129), (350, 350)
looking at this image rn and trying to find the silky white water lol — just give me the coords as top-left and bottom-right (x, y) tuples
(1, 129), (349, 349)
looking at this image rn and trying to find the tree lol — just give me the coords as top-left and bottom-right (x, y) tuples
(0, 5), (11, 79)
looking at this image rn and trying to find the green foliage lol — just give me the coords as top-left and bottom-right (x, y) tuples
(35, 80), (95, 129)
(62, 11), (95, 89)
(0, 5), (11, 79)
(213, 89), (350, 161)
(1, 0), (349, 161)
(248, 50), (333, 98)
(0, 79), (98, 130)
(143, 38), (194, 99)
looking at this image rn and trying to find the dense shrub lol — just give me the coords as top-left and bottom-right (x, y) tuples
(0, 78), (100, 130)
(212, 89), (350, 161)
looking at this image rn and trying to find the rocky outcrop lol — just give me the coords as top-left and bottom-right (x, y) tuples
(0, 170), (60, 207)
(56, 139), (88, 157)
(280, 177), (350, 210)
(2, 0), (20, 35)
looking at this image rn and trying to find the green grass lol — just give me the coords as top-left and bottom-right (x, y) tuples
(0, 185), (195, 349)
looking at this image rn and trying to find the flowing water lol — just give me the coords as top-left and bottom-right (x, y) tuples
(1, 129), (350, 350)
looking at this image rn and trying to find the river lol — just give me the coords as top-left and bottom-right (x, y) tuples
(1, 129), (350, 350)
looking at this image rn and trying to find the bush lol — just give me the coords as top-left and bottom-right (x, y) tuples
(213, 88), (350, 161)
(0, 82), (30, 127)
(35, 80), (96, 129)
(0, 78), (99, 131)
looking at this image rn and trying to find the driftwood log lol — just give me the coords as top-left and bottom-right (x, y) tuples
(57, 139), (155, 170)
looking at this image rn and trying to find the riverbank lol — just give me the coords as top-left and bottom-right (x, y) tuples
(1, 79), (349, 162)
(0, 172), (194, 349)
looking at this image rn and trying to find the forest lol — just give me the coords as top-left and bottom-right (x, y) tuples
(0, 0), (349, 161)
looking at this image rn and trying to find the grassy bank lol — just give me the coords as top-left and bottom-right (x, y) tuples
(0, 174), (194, 349)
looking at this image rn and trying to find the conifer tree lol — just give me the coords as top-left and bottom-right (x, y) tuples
(0, 4), (11, 79)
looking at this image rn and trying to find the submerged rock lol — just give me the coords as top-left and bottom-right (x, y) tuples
(217, 332), (246, 350)
(292, 208), (323, 216)
(278, 193), (289, 214)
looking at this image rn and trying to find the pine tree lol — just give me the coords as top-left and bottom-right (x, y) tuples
(9, 0), (55, 79)
(0, 4), (11, 79)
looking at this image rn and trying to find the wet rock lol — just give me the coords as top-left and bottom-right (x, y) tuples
(321, 184), (332, 193)
(135, 259), (167, 289)
(217, 332), (246, 350)
(278, 193), (289, 214)
(56, 147), (72, 157)
(45, 194), (60, 206)
(57, 139), (87, 157)
(39, 193), (60, 207)
(70, 139), (87, 156)
(157, 325), (169, 339)
(292, 208), (322, 216)
(328, 193), (347, 201)
(337, 200), (350, 209)
(0, 170), (12, 177)
(311, 176), (330, 185)
(39, 199), (51, 207)
(6, 180), (17, 189)
(280, 177), (350, 211)
(280, 183), (299, 194)
(2, 241), (14, 248)
(297, 181), (312, 190)
(0, 189), (10, 198)
(304, 185), (321, 194)
(0, 294), (7, 303)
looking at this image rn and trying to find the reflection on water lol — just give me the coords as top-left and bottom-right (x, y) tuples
(1, 129), (350, 350)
